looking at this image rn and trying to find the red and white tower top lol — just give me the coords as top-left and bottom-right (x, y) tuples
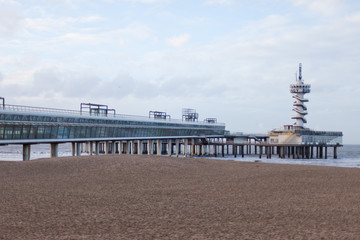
(290, 63), (311, 129)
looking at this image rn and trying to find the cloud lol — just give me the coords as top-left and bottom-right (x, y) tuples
(205, 0), (235, 5)
(291, 0), (345, 15)
(110, 0), (172, 3)
(0, 72), (3, 82)
(31, 66), (102, 98)
(0, 6), (23, 38)
(165, 34), (190, 48)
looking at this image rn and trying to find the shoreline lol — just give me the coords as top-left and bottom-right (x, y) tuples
(1, 154), (360, 239)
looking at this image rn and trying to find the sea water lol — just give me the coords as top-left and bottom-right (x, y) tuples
(207, 144), (360, 168)
(0, 144), (359, 168)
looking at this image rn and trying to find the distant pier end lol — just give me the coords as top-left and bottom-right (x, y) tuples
(269, 63), (343, 145)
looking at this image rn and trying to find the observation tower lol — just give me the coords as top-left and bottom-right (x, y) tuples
(290, 63), (311, 129)
(268, 63), (342, 145)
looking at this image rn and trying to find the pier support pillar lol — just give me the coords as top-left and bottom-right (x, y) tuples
(71, 142), (76, 156)
(183, 139), (188, 156)
(137, 140), (142, 155)
(89, 142), (93, 156)
(168, 139), (172, 156)
(23, 144), (31, 161)
(334, 146), (338, 159)
(50, 143), (59, 158)
(130, 141), (135, 154)
(148, 140), (153, 155)
(157, 139), (161, 156)
(95, 142), (100, 155)
(76, 142), (81, 156)
(175, 139), (180, 157)
(325, 146), (328, 159)
(112, 142), (117, 154)
(191, 139), (195, 156)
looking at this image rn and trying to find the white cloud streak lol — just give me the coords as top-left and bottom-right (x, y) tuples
(165, 34), (190, 48)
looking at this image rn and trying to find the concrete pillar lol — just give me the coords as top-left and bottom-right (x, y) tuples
(137, 140), (142, 155)
(50, 143), (59, 158)
(129, 141), (134, 154)
(123, 141), (128, 154)
(259, 145), (262, 159)
(175, 139), (179, 157)
(23, 144), (31, 161)
(325, 146), (328, 159)
(157, 139), (161, 156)
(104, 141), (109, 154)
(319, 146), (323, 159)
(112, 141), (117, 154)
(76, 142), (81, 156)
(119, 142), (124, 154)
(267, 146), (272, 159)
(89, 142), (93, 156)
(95, 142), (100, 155)
(183, 139), (188, 156)
(191, 139), (195, 156)
(167, 139), (172, 156)
(288, 146), (291, 158)
(334, 146), (338, 159)
(148, 140), (153, 155)
(71, 142), (76, 156)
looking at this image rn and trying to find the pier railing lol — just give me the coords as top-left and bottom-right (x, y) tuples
(0, 104), (225, 126)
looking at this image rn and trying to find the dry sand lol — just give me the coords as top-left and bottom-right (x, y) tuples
(1, 155), (360, 239)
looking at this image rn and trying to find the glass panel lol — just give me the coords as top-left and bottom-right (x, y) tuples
(63, 127), (70, 139)
(50, 126), (58, 138)
(21, 126), (30, 139)
(80, 127), (87, 138)
(5, 114), (13, 121)
(69, 127), (75, 139)
(4, 126), (13, 139)
(0, 126), (4, 139)
(58, 126), (65, 139)
(91, 127), (97, 138)
(29, 126), (37, 139)
(43, 126), (51, 139)
(37, 126), (44, 138)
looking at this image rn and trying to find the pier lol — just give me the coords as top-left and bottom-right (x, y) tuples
(18, 136), (340, 161)
(0, 69), (343, 163)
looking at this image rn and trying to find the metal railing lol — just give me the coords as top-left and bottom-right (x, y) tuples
(0, 104), (225, 126)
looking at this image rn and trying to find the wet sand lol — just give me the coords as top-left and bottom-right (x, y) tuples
(1, 155), (360, 239)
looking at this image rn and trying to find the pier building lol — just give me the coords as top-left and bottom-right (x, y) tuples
(0, 98), (226, 160)
(269, 64), (343, 145)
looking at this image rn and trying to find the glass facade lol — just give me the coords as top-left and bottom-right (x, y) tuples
(0, 111), (225, 141)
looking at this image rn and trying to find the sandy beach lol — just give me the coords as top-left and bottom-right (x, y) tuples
(1, 155), (360, 239)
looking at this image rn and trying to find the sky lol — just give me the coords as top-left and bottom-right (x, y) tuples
(0, 0), (360, 144)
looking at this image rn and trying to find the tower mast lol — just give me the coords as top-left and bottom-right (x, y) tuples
(290, 63), (311, 129)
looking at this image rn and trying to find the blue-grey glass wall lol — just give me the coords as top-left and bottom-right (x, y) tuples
(0, 111), (225, 142)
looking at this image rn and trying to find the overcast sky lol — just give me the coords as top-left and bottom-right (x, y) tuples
(1, 0), (359, 144)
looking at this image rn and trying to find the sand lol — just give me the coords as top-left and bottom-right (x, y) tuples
(1, 155), (360, 239)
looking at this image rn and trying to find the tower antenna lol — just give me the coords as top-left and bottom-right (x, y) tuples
(298, 63), (302, 82)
